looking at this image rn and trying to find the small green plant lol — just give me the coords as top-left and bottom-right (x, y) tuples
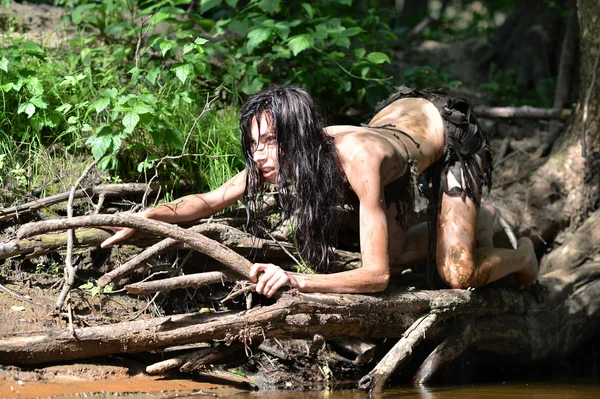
(35, 260), (61, 277)
(79, 281), (114, 297)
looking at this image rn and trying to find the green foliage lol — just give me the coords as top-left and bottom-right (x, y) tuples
(1, 0), (395, 198)
(401, 65), (461, 90)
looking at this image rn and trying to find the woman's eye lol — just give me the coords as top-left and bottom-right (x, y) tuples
(266, 135), (276, 143)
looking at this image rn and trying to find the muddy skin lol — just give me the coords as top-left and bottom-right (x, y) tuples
(511, 237), (539, 286)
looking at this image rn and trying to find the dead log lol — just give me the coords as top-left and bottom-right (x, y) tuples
(16, 215), (254, 278)
(0, 183), (158, 221)
(473, 106), (572, 120)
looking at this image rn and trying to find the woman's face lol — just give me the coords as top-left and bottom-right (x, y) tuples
(250, 113), (280, 183)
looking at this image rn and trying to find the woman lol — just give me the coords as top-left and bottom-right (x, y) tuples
(102, 85), (538, 297)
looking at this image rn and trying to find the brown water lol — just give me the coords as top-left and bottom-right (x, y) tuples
(1, 378), (598, 399)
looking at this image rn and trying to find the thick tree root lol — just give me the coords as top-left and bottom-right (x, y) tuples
(358, 313), (441, 393)
(413, 319), (474, 386)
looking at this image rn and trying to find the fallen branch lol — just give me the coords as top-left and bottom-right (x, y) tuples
(473, 106), (572, 120)
(358, 313), (441, 393)
(0, 287), (535, 365)
(16, 215), (254, 278)
(125, 271), (241, 295)
(0, 183), (158, 221)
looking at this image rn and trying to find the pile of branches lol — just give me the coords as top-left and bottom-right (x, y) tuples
(1, 167), (598, 393)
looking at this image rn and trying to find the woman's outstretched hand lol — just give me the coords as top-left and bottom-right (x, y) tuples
(249, 263), (296, 298)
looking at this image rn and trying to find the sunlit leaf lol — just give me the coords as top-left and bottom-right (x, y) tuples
(0, 57), (8, 72)
(366, 52), (390, 64)
(247, 27), (271, 53)
(91, 97), (110, 113)
(123, 112), (140, 134)
(288, 35), (314, 56)
(173, 64), (193, 84)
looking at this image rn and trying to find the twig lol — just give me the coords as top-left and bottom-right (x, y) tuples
(66, 292), (76, 337)
(220, 281), (257, 303)
(57, 159), (98, 309)
(264, 230), (302, 268)
(0, 283), (46, 310)
(494, 206), (518, 249)
(134, 16), (152, 70)
(129, 292), (160, 321)
(581, 45), (600, 157)
(487, 201), (547, 245)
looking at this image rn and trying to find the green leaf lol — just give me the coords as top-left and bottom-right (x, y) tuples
(151, 12), (169, 25)
(86, 133), (112, 160)
(200, 0), (222, 14)
(258, 0), (280, 14)
(247, 27), (272, 53)
(273, 22), (290, 40)
(99, 88), (118, 98)
(1, 82), (14, 92)
(225, 0), (238, 7)
(339, 0), (352, 5)
(80, 47), (91, 65)
(29, 96), (48, 109)
(91, 97), (110, 113)
(173, 64), (193, 84)
(133, 102), (153, 114)
(366, 52), (390, 64)
(301, 3), (314, 18)
(159, 40), (175, 57)
(17, 103), (36, 118)
(146, 67), (160, 85)
(354, 48), (366, 58)
(288, 35), (314, 56)
(26, 77), (43, 96)
(56, 103), (72, 114)
(0, 57), (8, 72)
(21, 41), (44, 55)
(123, 112), (140, 134)
(163, 129), (184, 149)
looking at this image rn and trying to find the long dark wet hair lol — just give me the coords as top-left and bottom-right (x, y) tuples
(240, 85), (345, 270)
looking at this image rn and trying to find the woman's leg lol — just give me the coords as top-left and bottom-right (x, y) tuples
(435, 170), (538, 288)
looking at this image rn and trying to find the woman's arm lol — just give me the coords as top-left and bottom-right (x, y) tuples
(101, 170), (247, 247)
(250, 146), (391, 295)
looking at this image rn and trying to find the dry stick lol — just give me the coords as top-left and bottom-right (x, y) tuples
(493, 206), (518, 249)
(413, 319), (474, 386)
(17, 214), (254, 279)
(97, 223), (213, 287)
(134, 15), (152, 70)
(57, 159), (98, 309)
(358, 313), (441, 393)
(581, 45), (600, 157)
(473, 106), (572, 120)
(126, 270), (240, 295)
(129, 292), (161, 321)
(0, 183), (156, 221)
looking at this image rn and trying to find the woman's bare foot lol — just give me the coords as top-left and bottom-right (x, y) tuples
(512, 237), (539, 286)
(476, 203), (496, 248)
